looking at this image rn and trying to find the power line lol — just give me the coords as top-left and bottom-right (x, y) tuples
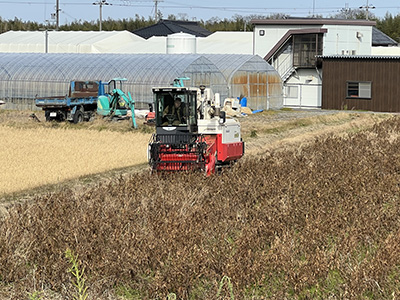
(0, 0), (399, 21)
(360, 0), (376, 20)
(92, 0), (111, 31)
(0, 0), (398, 11)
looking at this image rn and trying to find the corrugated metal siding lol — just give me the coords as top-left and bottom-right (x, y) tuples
(322, 58), (400, 112)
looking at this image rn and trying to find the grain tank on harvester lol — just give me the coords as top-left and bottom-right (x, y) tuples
(148, 79), (245, 175)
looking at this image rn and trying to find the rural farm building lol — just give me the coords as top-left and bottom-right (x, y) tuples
(320, 55), (400, 112)
(251, 18), (377, 108)
(0, 29), (253, 55)
(0, 20), (396, 111)
(0, 52), (282, 111)
(0, 30), (144, 53)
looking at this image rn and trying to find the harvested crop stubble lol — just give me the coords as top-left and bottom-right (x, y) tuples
(0, 126), (150, 195)
(2, 117), (400, 299)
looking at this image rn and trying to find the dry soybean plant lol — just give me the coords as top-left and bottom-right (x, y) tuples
(1, 117), (400, 299)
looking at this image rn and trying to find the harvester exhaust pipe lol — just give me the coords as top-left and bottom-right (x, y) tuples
(215, 93), (221, 118)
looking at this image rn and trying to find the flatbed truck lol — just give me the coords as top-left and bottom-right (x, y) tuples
(35, 80), (105, 123)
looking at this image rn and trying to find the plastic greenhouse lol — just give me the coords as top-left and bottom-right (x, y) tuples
(204, 54), (283, 110)
(0, 53), (282, 110)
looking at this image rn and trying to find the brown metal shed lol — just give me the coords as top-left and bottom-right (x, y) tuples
(320, 56), (400, 112)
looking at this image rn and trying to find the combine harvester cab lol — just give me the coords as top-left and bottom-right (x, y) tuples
(148, 81), (244, 175)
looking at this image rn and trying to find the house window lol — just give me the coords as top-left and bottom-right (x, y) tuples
(293, 34), (323, 67)
(347, 81), (371, 99)
(287, 86), (298, 98)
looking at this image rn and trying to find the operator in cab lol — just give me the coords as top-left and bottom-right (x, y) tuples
(162, 97), (186, 125)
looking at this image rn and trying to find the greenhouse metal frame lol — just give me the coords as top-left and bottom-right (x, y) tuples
(0, 53), (282, 110)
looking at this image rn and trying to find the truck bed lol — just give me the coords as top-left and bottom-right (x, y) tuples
(35, 96), (99, 108)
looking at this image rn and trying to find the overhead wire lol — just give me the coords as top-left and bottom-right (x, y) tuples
(0, 0), (398, 18)
(1, 0), (399, 10)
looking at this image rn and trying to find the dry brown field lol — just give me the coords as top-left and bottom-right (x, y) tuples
(0, 108), (399, 299)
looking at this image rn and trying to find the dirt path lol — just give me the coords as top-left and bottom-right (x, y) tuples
(241, 110), (392, 156)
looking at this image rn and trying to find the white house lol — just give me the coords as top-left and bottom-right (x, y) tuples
(251, 18), (376, 108)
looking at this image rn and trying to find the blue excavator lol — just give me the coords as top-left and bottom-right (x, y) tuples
(97, 78), (137, 128)
(36, 77), (137, 128)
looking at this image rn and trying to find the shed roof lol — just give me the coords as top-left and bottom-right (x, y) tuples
(0, 30), (143, 53)
(133, 19), (211, 39)
(372, 27), (398, 46)
(0, 30), (255, 55)
(197, 32), (253, 55)
(318, 55), (400, 60)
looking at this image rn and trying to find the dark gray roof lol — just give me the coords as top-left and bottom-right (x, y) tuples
(133, 20), (211, 39)
(372, 27), (398, 46)
(318, 55), (400, 60)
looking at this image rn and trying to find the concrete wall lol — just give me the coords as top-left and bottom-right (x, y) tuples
(323, 25), (372, 56)
(253, 24), (372, 58)
(253, 25), (320, 57)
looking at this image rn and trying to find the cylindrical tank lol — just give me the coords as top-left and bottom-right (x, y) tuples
(166, 32), (197, 54)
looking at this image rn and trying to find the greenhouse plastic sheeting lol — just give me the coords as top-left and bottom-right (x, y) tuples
(205, 54), (283, 110)
(0, 53), (282, 110)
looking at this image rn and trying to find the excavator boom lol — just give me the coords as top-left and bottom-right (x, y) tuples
(97, 78), (137, 128)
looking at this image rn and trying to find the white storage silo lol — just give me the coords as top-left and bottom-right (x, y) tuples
(166, 32), (197, 54)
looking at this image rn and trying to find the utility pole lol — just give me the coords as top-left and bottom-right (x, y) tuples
(312, 0), (315, 17)
(39, 25), (51, 53)
(45, 29), (49, 53)
(359, 0), (375, 20)
(50, 0), (61, 30)
(339, 3), (350, 19)
(344, 3), (349, 19)
(93, 0), (111, 31)
(154, 0), (163, 22)
(56, 0), (60, 30)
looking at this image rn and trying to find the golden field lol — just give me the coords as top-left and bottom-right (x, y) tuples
(0, 109), (391, 197)
(0, 125), (150, 195)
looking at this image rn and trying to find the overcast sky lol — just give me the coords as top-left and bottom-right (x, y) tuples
(0, 0), (399, 25)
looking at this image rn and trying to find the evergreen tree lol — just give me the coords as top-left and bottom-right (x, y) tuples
(376, 13), (400, 42)
(0, 11), (398, 43)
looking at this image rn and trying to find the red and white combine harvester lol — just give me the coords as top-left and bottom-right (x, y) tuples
(148, 80), (244, 175)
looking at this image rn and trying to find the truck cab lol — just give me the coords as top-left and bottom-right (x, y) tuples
(69, 81), (101, 98)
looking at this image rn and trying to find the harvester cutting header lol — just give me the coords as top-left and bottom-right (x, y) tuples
(148, 79), (244, 175)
